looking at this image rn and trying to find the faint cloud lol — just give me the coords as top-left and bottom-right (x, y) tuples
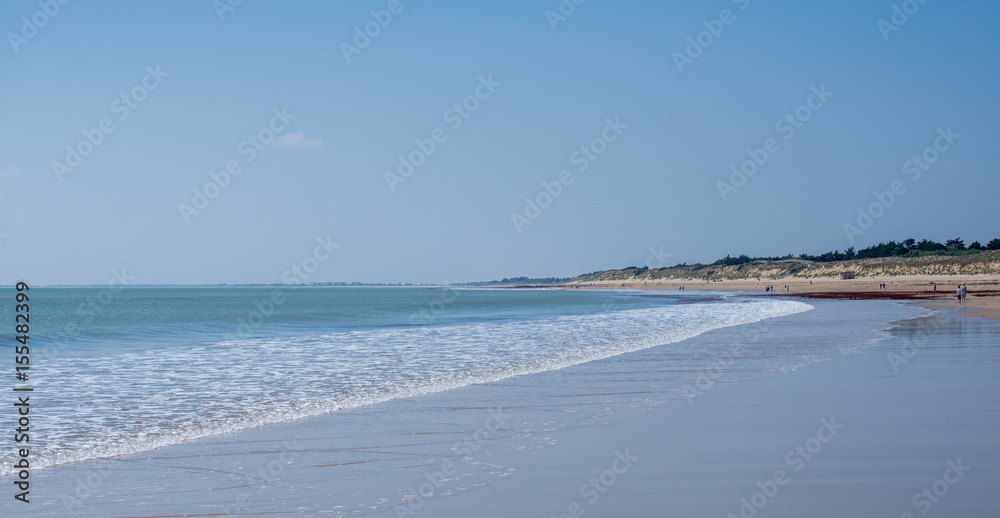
(0, 165), (23, 177)
(274, 132), (323, 149)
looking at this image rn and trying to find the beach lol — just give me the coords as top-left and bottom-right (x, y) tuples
(6, 1), (999, 516)
(564, 274), (1000, 319)
(3, 295), (998, 517)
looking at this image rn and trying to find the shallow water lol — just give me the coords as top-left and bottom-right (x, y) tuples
(2, 288), (924, 476)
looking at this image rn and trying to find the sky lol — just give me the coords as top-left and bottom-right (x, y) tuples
(1, 0), (998, 285)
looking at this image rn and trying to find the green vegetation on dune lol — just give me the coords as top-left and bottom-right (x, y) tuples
(710, 237), (999, 267)
(476, 237), (1000, 286)
(570, 238), (1000, 283)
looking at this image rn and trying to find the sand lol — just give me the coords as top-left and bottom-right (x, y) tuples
(563, 274), (1000, 319)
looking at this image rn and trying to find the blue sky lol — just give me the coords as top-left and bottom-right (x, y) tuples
(1, 0), (998, 284)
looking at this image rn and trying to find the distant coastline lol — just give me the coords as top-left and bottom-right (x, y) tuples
(566, 249), (1000, 283)
(488, 247), (1000, 321)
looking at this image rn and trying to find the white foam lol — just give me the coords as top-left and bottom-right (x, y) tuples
(5, 299), (812, 476)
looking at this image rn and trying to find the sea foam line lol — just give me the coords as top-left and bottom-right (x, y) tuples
(4, 299), (812, 476)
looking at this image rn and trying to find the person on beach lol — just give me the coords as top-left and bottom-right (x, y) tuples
(961, 284), (967, 302)
(957, 286), (963, 305)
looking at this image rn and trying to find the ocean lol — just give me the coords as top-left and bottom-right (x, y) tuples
(2, 286), (924, 477)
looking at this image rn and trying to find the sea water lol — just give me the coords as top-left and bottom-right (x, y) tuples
(2, 286), (872, 475)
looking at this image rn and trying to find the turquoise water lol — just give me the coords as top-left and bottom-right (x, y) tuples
(4, 287), (816, 474)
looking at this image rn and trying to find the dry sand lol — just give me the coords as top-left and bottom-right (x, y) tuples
(564, 274), (1000, 319)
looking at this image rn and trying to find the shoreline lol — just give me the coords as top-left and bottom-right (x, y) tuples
(4, 300), (997, 516)
(558, 274), (1000, 320)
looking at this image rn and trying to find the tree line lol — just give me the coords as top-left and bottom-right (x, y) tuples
(712, 237), (1000, 266)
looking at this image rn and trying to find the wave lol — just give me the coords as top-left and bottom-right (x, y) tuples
(5, 298), (812, 476)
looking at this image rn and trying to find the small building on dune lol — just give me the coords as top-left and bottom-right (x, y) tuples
(840, 272), (855, 280)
